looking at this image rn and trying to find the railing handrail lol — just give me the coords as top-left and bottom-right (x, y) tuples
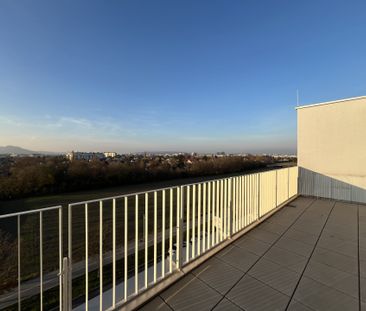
(68, 167), (291, 207)
(0, 205), (62, 219)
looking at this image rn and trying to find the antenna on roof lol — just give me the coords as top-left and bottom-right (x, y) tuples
(296, 89), (300, 106)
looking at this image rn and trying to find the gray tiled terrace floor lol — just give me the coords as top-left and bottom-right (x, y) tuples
(139, 197), (366, 311)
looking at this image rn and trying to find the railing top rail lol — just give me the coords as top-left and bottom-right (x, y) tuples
(0, 205), (62, 219)
(68, 166), (297, 207)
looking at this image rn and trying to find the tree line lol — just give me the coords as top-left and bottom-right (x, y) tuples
(0, 155), (275, 200)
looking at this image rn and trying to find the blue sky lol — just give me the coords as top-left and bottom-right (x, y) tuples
(1, 0), (366, 154)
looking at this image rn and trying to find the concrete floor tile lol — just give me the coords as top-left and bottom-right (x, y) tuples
(361, 277), (366, 303)
(304, 260), (358, 298)
(311, 247), (358, 275)
(139, 297), (171, 311)
(160, 273), (222, 311)
(215, 245), (259, 272)
(192, 256), (244, 295)
(284, 229), (318, 246)
(248, 258), (300, 296)
(263, 246), (307, 269)
(360, 246), (366, 261)
(361, 260), (366, 278)
(318, 237), (358, 258)
(246, 227), (280, 244)
(226, 275), (290, 311)
(212, 298), (242, 311)
(322, 229), (357, 243)
(257, 221), (288, 235)
(293, 276), (358, 311)
(275, 236), (314, 257)
(287, 300), (314, 311)
(233, 236), (271, 256)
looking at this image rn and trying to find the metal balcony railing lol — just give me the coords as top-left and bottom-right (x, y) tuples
(0, 166), (298, 311)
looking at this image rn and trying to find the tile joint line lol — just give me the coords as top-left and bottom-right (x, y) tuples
(209, 197), (317, 311)
(284, 200), (337, 311)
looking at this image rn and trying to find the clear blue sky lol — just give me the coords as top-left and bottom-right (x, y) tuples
(1, 0), (366, 154)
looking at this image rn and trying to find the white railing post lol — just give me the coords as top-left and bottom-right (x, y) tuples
(62, 257), (70, 311)
(67, 204), (72, 311)
(228, 178), (232, 239)
(176, 186), (184, 269)
(17, 215), (21, 311)
(275, 170), (278, 206)
(257, 174), (261, 219)
(287, 168), (290, 199)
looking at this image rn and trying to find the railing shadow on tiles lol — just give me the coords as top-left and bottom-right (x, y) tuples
(0, 166), (298, 311)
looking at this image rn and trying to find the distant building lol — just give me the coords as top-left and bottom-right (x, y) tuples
(66, 151), (104, 161)
(104, 152), (117, 158)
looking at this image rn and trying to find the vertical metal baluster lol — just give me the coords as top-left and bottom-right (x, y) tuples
(17, 215), (21, 311)
(249, 176), (251, 225)
(245, 176), (247, 226)
(99, 201), (103, 311)
(253, 175), (256, 222)
(240, 176), (243, 227)
(112, 199), (116, 308)
(243, 176), (250, 226)
(239, 177), (242, 229)
(67, 204), (72, 311)
(231, 177), (236, 234)
(216, 181), (219, 243)
(162, 190), (166, 278)
(254, 175), (256, 222)
(242, 176), (244, 227)
(176, 187), (182, 269)
(145, 193), (148, 288)
(39, 211), (43, 311)
(124, 197), (128, 301)
(85, 204), (89, 309)
(186, 186), (190, 262)
(154, 191), (157, 283)
(220, 180), (223, 242)
(235, 177), (239, 232)
(202, 183), (206, 252)
(251, 176), (254, 223)
(207, 182), (211, 249)
(58, 208), (62, 311)
(276, 170), (278, 206)
(228, 178), (232, 238)
(233, 178), (236, 232)
(241, 176), (244, 227)
(288, 168), (290, 199)
(247, 176), (249, 225)
(135, 195), (139, 294)
(223, 179), (227, 239)
(212, 181), (215, 247)
(197, 184), (201, 256)
(192, 185), (196, 258)
(257, 174), (261, 220)
(169, 189), (173, 273)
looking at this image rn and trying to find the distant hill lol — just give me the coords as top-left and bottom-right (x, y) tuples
(0, 145), (60, 155)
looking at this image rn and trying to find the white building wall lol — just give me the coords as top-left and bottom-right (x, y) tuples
(297, 96), (366, 203)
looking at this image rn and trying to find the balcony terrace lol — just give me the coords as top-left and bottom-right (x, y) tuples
(140, 197), (366, 311)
